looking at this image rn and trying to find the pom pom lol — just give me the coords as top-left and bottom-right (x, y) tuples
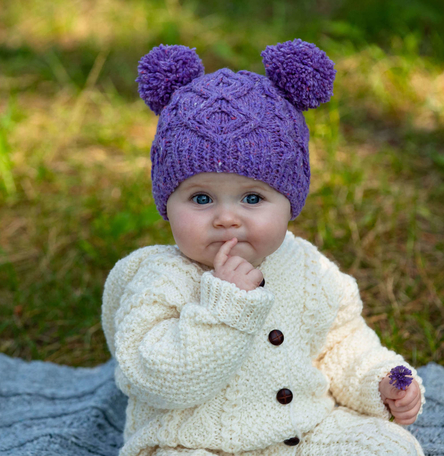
(136, 44), (205, 115)
(261, 39), (336, 111)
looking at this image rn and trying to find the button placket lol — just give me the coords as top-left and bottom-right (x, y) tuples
(268, 318), (297, 445)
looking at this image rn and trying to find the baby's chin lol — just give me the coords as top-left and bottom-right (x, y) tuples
(181, 253), (214, 269)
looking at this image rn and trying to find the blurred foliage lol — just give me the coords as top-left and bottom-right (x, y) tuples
(0, 0), (443, 367)
(194, 0), (444, 54)
(1, 0), (444, 97)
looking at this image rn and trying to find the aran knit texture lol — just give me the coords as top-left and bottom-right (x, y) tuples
(102, 231), (426, 456)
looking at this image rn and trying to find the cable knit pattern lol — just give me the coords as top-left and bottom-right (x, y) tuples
(139, 41), (336, 222)
(314, 272), (426, 420)
(296, 407), (425, 455)
(102, 231), (425, 456)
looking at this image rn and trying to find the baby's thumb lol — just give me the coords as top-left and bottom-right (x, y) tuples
(386, 384), (407, 400)
(380, 375), (406, 400)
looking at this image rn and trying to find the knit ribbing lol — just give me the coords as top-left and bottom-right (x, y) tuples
(200, 271), (274, 334)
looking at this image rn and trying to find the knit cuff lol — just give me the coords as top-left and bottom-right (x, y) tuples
(357, 358), (426, 420)
(200, 271), (274, 334)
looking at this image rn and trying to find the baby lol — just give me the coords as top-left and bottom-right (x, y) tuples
(101, 40), (425, 456)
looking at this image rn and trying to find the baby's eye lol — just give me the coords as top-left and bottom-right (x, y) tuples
(243, 194), (263, 204)
(192, 194), (212, 204)
(191, 193), (263, 205)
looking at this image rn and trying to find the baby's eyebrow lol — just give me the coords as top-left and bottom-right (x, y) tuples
(183, 182), (269, 191)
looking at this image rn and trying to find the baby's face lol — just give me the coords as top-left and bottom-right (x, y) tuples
(166, 173), (291, 269)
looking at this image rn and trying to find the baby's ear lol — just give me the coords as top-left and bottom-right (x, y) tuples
(136, 44), (205, 115)
(261, 39), (336, 111)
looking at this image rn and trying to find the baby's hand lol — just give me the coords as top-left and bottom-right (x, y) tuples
(379, 375), (421, 425)
(213, 238), (264, 292)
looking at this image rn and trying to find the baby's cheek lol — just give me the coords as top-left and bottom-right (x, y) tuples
(259, 225), (286, 252)
(170, 224), (198, 257)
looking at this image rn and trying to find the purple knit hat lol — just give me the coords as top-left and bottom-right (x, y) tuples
(136, 39), (336, 221)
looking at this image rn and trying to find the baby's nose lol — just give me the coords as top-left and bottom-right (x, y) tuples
(213, 206), (241, 228)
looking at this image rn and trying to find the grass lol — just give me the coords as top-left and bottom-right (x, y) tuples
(0, 0), (443, 368)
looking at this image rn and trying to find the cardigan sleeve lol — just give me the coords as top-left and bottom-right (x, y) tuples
(315, 267), (426, 420)
(103, 250), (275, 410)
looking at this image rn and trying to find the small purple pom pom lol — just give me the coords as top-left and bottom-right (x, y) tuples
(261, 39), (336, 111)
(389, 366), (413, 391)
(136, 44), (205, 115)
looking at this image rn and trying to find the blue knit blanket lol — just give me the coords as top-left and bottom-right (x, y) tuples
(0, 354), (442, 456)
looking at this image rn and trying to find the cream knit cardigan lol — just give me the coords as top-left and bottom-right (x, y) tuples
(102, 231), (425, 456)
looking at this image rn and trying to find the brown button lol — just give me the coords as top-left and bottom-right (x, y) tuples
(284, 437), (300, 446)
(268, 330), (284, 346)
(259, 278), (265, 287)
(276, 388), (293, 404)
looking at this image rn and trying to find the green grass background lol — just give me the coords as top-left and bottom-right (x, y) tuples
(1, 0), (443, 367)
